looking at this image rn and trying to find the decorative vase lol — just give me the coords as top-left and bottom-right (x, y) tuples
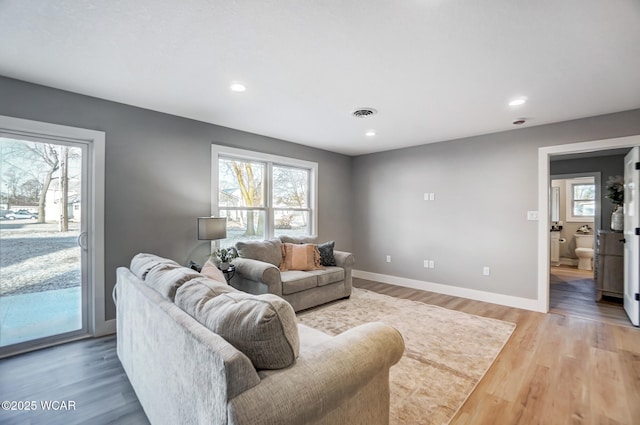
(611, 204), (623, 232)
(220, 262), (230, 271)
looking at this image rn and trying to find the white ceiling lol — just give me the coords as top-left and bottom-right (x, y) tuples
(1, 1), (639, 156)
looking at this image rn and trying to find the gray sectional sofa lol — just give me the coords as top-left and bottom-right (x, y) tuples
(115, 253), (404, 425)
(231, 236), (354, 312)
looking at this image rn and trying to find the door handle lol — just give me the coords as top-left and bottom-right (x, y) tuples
(620, 238), (626, 243)
(77, 231), (88, 251)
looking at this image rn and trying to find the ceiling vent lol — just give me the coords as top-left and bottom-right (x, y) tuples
(351, 108), (378, 118)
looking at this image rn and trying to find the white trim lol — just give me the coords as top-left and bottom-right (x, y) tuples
(353, 270), (542, 312)
(210, 144), (319, 239)
(100, 319), (116, 335)
(538, 135), (640, 313)
(0, 115), (107, 337)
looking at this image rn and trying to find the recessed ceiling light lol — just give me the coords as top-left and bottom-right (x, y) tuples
(508, 97), (527, 106)
(365, 130), (376, 137)
(230, 83), (246, 92)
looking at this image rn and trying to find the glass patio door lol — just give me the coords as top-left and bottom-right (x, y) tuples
(0, 136), (88, 354)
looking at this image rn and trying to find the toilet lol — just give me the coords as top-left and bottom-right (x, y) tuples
(574, 234), (594, 271)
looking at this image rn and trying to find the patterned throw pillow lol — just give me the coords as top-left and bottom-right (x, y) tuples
(317, 240), (337, 266)
(279, 243), (322, 271)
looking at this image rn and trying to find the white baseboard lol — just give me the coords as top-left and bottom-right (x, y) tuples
(353, 270), (544, 312)
(559, 257), (578, 267)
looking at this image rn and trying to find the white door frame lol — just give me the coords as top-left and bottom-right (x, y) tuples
(537, 135), (640, 313)
(623, 148), (640, 326)
(0, 115), (109, 340)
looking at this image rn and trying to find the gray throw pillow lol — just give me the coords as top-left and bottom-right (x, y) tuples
(279, 235), (317, 245)
(175, 277), (237, 317)
(235, 239), (283, 267)
(193, 292), (299, 370)
(130, 253), (180, 280)
(145, 264), (202, 301)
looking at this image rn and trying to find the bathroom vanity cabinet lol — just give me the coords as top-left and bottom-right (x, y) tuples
(550, 231), (560, 266)
(595, 230), (624, 301)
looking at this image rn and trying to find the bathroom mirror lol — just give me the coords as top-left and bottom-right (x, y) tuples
(551, 186), (560, 222)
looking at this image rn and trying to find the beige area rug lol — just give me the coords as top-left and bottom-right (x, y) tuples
(297, 288), (516, 425)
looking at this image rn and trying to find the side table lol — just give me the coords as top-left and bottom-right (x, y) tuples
(220, 264), (235, 282)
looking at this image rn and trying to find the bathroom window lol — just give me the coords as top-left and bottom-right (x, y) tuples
(566, 178), (595, 222)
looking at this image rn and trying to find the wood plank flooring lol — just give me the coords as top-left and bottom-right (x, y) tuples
(353, 278), (640, 425)
(550, 266), (631, 328)
(0, 335), (149, 425)
(1, 277), (639, 425)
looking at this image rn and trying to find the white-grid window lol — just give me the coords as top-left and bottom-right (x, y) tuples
(565, 177), (595, 222)
(212, 145), (317, 246)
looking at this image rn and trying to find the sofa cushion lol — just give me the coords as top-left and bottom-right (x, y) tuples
(316, 240), (337, 266)
(279, 243), (322, 272)
(236, 239), (282, 267)
(175, 277), (237, 317)
(193, 292), (299, 370)
(130, 253), (180, 280)
(307, 267), (345, 287)
(280, 270), (318, 295)
(145, 264), (202, 301)
(278, 235), (317, 244)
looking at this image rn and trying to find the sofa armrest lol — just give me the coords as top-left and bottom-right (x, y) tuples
(228, 322), (404, 425)
(233, 258), (283, 295)
(333, 250), (355, 268)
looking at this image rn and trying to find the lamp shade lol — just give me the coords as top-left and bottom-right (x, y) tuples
(197, 217), (227, 240)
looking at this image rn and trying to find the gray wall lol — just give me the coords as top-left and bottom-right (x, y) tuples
(2, 74), (640, 312)
(551, 154), (626, 230)
(352, 110), (640, 300)
(0, 76), (353, 320)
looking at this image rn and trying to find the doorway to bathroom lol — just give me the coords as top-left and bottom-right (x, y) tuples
(548, 156), (629, 326)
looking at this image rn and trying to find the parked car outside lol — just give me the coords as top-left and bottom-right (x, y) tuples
(4, 210), (38, 220)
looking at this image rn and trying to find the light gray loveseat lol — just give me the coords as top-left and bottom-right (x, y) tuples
(231, 236), (354, 312)
(115, 253), (404, 425)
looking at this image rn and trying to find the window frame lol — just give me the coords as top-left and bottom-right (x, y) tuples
(211, 144), (318, 244)
(565, 178), (595, 223)
(0, 114), (108, 358)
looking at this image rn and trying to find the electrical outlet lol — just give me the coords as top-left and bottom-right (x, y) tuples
(483, 266), (490, 276)
(386, 255), (391, 263)
(527, 211), (539, 221)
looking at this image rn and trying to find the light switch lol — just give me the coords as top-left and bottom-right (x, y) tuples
(527, 211), (539, 221)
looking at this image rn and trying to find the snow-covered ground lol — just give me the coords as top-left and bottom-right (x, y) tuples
(0, 221), (81, 296)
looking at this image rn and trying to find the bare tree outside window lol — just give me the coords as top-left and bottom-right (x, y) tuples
(219, 158), (265, 239)
(216, 153), (314, 244)
(572, 183), (595, 217)
(1, 139), (80, 229)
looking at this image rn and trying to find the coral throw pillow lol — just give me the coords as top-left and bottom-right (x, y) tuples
(279, 243), (322, 271)
(201, 259), (227, 284)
